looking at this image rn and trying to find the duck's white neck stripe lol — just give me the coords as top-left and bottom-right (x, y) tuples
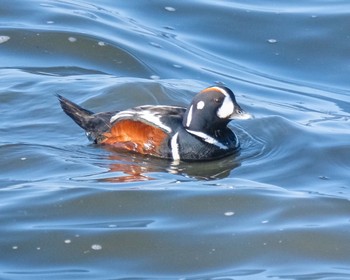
(186, 129), (228, 150)
(185, 105), (193, 127)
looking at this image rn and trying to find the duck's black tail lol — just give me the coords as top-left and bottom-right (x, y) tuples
(57, 94), (94, 130)
(57, 94), (115, 143)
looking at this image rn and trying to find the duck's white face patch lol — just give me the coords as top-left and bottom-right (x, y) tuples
(217, 95), (234, 119)
(202, 86), (235, 119)
(197, 101), (205, 110)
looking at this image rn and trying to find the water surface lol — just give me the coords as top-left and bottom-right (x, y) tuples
(1, 0), (350, 279)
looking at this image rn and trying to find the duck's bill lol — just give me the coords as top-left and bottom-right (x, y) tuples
(229, 107), (254, 120)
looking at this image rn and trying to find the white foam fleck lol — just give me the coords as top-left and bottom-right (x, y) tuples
(267, 38), (277, 44)
(68, 37), (77, 42)
(224, 211), (235, 216)
(0, 36), (10, 44)
(91, 244), (102, 250)
(165, 6), (176, 12)
(150, 75), (160, 80)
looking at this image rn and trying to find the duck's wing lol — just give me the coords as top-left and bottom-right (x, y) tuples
(100, 105), (186, 157)
(109, 105), (186, 134)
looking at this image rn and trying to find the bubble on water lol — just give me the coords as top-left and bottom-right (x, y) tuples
(47, 21), (54, 24)
(91, 244), (102, 250)
(98, 41), (106, 46)
(149, 42), (162, 48)
(165, 6), (176, 12)
(209, 248), (216, 254)
(267, 38), (277, 44)
(20, 157), (27, 161)
(0, 36), (10, 44)
(68, 37), (77, 42)
(12, 246), (18, 250)
(64, 239), (72, 244)
(150, 75), (160, 80)
(224, 211), (235, 216)
(261, 220), (269, 224)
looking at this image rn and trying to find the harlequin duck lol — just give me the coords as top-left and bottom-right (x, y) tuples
(58, 86), (252, 161)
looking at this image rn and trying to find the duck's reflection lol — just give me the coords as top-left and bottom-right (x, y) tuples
(98, 147), (240, 183)
(104, 160), (155, 183)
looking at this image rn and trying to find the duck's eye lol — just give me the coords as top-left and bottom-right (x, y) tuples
(214, 98), (220, 103)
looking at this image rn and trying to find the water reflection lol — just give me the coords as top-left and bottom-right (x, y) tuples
(100, 152), (157, 183)
(98, 148), (240, 183)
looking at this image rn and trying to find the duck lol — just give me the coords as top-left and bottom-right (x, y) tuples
(58, 85), (252, 161)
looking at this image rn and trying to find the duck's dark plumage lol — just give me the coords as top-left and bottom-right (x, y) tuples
(58, 86), (252, 161)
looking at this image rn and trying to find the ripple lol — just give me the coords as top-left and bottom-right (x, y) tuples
(1, 0), (350, 278)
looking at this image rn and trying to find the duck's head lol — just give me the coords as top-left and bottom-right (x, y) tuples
(183, 86), (253, 132)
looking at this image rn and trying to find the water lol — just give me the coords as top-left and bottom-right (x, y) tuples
(1, 0), (350, 279)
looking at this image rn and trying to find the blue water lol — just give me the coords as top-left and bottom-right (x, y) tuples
(1, 0), (350, 279)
